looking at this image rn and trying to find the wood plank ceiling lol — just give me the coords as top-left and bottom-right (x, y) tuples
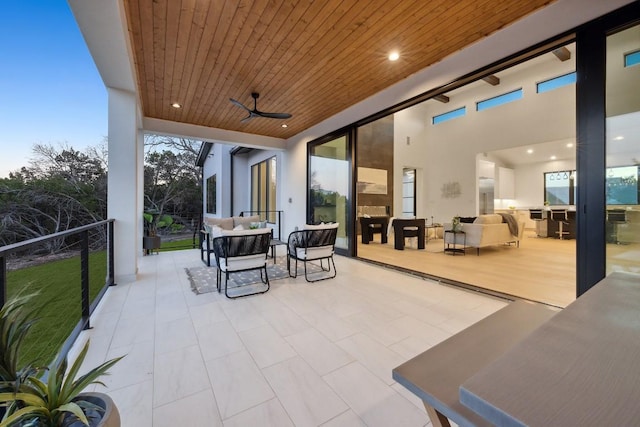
(123, 0), (555, 140)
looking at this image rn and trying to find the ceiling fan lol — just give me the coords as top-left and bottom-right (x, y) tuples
(229, 92), (292, 123)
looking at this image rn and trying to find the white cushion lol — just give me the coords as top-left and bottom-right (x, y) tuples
(303, 223), (339, 230)
(295, 245), (334, 260)
(203, 216), (234, 230)
(233, 215), (260, 228)
(474, 214), (503, 225)
(219, 254), (266, 272)
(220, 228), (271, 237)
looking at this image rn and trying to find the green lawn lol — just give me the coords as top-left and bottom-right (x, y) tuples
(6, 251), (108, 366)
(6, 238), (192, 366)
(159, 237), (197, 251)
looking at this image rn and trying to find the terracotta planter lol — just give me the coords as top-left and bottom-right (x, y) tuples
(66, 392), (120, 427)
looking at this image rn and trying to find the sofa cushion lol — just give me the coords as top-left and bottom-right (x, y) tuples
(204, 217), (234, 230)
(303, 222), (339, 230)
(295, 245), (334, 260)
(474, 214), (503, 225)
(220, 227), (271, 237)
(219, 254), (266, 272)
(459, 216), (476, 223)
(233, 215), (260, 228)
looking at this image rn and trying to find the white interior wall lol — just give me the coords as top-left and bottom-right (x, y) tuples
(607, 25), (640, 117)
(393, 106), (429, 218)
(398, 51), (577, 223)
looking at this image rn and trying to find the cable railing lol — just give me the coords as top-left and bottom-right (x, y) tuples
(0, 219), (115, 367)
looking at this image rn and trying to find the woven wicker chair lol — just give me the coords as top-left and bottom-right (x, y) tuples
(211, 229), (272, 298)
(287, 223), (338, 282)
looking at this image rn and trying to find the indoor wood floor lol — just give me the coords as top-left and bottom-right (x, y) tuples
(358, 230), (640, 308)
(357, 230), (577, 308)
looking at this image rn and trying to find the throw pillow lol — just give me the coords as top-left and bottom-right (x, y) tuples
(304, 222), (339, 230)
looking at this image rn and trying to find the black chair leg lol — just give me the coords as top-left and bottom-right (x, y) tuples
(304, 256), (337, 283)
(224, 268), (270, 299)
(289, 256), (299, 278)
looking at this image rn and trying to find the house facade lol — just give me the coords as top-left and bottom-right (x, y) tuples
(69, 0), (640, 299)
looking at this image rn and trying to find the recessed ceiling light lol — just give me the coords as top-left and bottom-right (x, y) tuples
(614, 136), (625, 141)
(527, 149), (534, 154)
(550, 155), (557, 160)
(171, 102), (181, 109)
(388, 51), (400, 61)
(566, 143), (574, 148)
(281, 124), (288, 128)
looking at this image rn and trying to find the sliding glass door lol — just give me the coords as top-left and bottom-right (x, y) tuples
(309, 134), (350, 251)
(605, 23), (640, 275)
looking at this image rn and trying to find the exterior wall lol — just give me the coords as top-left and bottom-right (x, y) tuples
(107, 88), (142, 283)
(202, 143), (232, 219)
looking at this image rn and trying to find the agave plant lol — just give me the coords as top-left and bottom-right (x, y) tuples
(0, 292), (42, 389)
(0, 339), (123, 427)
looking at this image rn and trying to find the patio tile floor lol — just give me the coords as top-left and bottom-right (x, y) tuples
(76, 249), (508, 426)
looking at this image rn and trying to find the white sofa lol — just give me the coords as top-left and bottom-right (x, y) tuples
(445, 214), (524, 255)
(200, 215), (270, 266)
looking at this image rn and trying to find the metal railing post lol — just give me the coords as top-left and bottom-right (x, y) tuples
(80, 230), (91, 329)
(108, 220), (116, 286)
(0, 256), (6, 308)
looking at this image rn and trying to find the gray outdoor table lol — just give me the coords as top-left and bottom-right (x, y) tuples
(392, 300), (559, 427)
(460, 272), (640, 426)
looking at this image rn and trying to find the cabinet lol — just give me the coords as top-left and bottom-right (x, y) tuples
(496, 167), (515, 199)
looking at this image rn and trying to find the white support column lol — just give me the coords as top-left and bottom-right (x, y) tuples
(108, 88), (141, 283)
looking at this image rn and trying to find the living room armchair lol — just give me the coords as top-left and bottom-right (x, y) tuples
(211, 228), (272, 298)
(287, 223), (338, 282)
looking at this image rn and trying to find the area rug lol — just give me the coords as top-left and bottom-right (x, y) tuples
(186, 256), (324, 295)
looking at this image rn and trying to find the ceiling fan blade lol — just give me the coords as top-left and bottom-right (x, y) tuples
(230, 98), (251, 113)
(257, 112), (292, 120)
(240, 114), (254, 123)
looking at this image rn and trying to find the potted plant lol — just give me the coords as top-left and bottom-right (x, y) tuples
(0, 292), (42, 422)
(142, 211), (174, 255)
(451, 216), (462, 232)
(0, 294), (124, 427)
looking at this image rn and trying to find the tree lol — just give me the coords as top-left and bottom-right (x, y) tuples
(0, 143), (107, 250)
(143, 135), (202, 235)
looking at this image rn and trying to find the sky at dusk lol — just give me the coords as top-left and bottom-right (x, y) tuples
(0, 1), (107, 177)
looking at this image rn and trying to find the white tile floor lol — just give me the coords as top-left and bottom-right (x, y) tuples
(75, 249), (509, 427)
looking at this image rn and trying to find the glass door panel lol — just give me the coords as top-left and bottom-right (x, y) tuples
(605, 23), (640, 275)
(309, 135), (350, 250)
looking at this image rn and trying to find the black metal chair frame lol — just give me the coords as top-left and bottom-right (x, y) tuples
(200, 229), (215, 266)
(240, 210), (286, 263)
(211, 230), (272, 299)
(287, 226), (338, 283)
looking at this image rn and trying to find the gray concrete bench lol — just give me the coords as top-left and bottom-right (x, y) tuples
(392, 300), (559, 427)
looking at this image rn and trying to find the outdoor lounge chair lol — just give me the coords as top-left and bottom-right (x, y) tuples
(211, 229), (272, 298)
(287, 223), (338, 282)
